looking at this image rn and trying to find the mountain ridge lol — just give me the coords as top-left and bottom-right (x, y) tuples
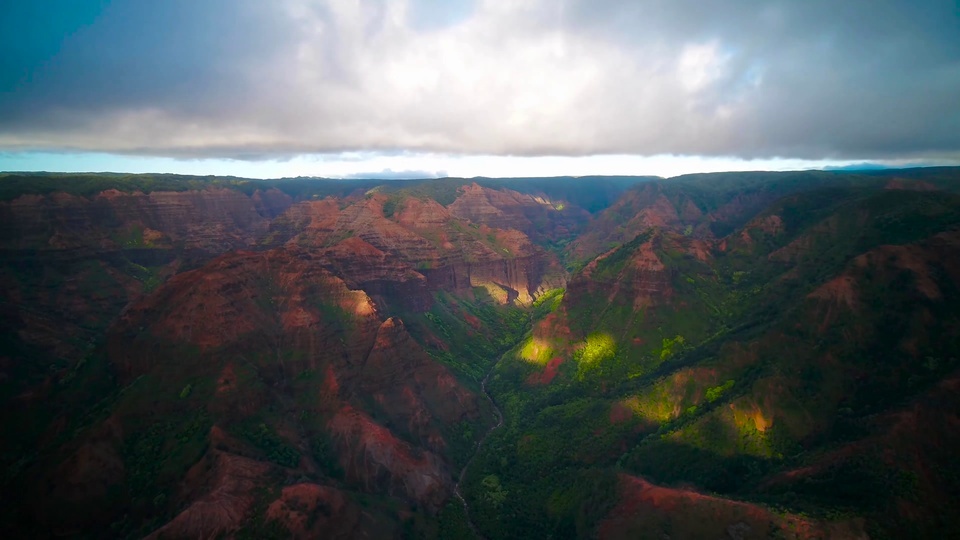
(2, 168), (959, 538)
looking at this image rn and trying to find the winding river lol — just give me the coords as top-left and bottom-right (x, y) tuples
(452, 358), (505, 540)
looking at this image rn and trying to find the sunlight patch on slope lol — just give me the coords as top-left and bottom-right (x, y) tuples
(573, 332), (617, 380)
(579, 333), (616, 364)
(620, 394), (676, 426)
(472, 280), (511, 304)
(519, 337), (554, 365)
(727, 401), (778, 458)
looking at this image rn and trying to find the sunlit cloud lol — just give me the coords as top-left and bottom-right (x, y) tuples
(0, 0), (957, 169)
(0, 151), (946, 179)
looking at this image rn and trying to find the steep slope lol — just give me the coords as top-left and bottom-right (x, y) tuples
(269, 192), (565, 308)
(600, 474), (868, 540)
(0, 176), (566, 497)
(0, 174), (575, 539)
(0, 187), (293, 499)
(0, 184), (295, 367)
(4, 169), (960, 539)
(7, 246), (489, 537)
(566, 168), (960, 265)
(445, 182), (588, 243)
(463, 177), (960, 539)
(0, 173), (617, 400)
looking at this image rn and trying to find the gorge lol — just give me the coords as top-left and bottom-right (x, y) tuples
(2, 169), (960, 539)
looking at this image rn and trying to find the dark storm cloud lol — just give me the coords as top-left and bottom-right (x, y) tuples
(0, 0), (957, 161)
(0, 0), (290, 123)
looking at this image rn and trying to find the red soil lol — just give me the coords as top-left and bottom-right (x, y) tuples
(145, 450), (272, 540)
(808, 275), (859, 310)
(527, 356), (565, 386)
(599, 474), (867, 540)
(885, 179), (937, 191)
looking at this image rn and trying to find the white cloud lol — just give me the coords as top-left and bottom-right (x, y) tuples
(0, 0), (957, 162)
(677, 42), (727, 94)
(4, 150), (920, 180)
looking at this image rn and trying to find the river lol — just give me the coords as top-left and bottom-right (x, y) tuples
(452, 357), (505, 540)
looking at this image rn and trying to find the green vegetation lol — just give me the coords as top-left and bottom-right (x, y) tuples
(411, 290), (531, 385)
(574, 333), (617, 378)
(5, 170), (960, 539)
(236, 420), (301, 468)
(481, 474), (509, 508)
(705, 379), (734, 402)
(455, 178), (960, 539)
(124, 411), (212, 505)
(520, 337), (554, 365)
(590, 229), (653, 280)
(0, 172), (387, 201)
(658, 334), (685, 362)
(310, 432), (344, 478)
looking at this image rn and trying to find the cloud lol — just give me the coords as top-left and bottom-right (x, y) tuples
(0, 0), (958, 162)
(340, 168), (448, 180)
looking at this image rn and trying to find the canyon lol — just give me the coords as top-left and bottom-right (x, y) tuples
(2, 169), (960, 538)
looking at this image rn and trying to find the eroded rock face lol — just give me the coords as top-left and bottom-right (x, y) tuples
(96, 244), (480, 531)
(266, 483), (395, 539)
(447, 182), (589, 242)
(447, 183), (544, 235)
(356, 317), (478, 450)
(3, 181), (572, 537)
(0, 187), (279, 251)
(394, 196), (454, 230)
(328, 404), (451, 512)
(0, 187), (290, 392)
(144, 450), (272, 540)
(108, 247), (383, 364)
(318, 237), (432, 311)
(272, 191), (565, 308)
(566, 178), (815, 263)
(567, 184), (688, 262)
(421, 254), (563, 305)
(567, 231), (675, 315)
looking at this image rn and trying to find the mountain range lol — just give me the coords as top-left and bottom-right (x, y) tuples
(2, 168), (959, 539)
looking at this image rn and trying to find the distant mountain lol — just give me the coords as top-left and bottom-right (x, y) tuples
(822, 162), (894, 171)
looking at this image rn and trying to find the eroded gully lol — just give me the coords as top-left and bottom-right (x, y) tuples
(452, 356), (505, 540)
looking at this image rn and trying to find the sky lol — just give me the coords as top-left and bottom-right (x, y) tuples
(1, 0), (958, 179)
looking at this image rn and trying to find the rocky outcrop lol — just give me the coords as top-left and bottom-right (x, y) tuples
(0, 187), (274, 251)
(448, 183), (539, 233)
(355, 317), (478, 449)
(318, 237), (432, 311)
(394, 196), (454, 230)
(447, 182), (587, 241)
(328, 405), (451, 512)
(568, 231), (674, 314)
(566, 184), (688, 261)
(272, 192), (565, 307)
(145, 450), (272, 540)
(100, 244), (479, 522)
(421, 254), (561, 305)
(266, 483), (396, 539)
